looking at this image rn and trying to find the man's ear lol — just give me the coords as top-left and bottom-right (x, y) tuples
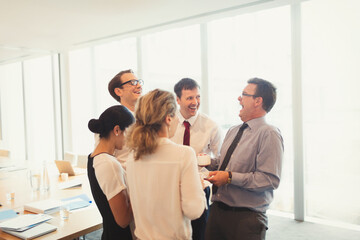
(176, 96), (181, 105)
(254, 96), (263, 108)
(115, 88), (123, 97)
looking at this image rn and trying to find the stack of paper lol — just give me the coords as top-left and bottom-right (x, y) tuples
(0, 214), (57, 239)
(2, 223), (57, 239)
(24, 199), (62, 214)
(0, 214), (52, 231)
(23, 194), (92, 215)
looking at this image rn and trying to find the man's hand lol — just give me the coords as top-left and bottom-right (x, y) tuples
(205, 171), (229, 187)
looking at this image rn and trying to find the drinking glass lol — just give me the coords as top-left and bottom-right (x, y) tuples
(29, 169), (41, 191)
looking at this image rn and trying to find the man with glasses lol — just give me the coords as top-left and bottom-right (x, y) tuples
(170, 78), (222, 240)
(92, 69), (143, 237)
(205, 78), (284, 240)
(101, 69), (143, 169)
(108, 69), (143, 112)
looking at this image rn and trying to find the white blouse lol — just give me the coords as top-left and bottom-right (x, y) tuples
(126, 138), (206, 240)
(93, 153), (127, 200)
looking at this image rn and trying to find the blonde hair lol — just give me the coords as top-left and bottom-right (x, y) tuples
(127, 89), (177, 160)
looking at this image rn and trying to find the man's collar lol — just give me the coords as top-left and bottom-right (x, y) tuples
(176, 110), (198, 126)
(245, 116), (266, 130)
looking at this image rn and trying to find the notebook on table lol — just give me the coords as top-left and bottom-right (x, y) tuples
(54, 160), (86, 176)
(2, 222), (57, 239)
(23, 199), (62, 214)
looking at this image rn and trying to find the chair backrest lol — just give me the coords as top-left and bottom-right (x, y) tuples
(0, 149), (10, 158)
(77, 154), (88, 169)
(64, 152), (77, 166)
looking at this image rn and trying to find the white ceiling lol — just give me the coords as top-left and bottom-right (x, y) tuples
(0, 0), (270, 64)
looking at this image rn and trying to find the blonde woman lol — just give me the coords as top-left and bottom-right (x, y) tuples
(126, 89), (206, 240)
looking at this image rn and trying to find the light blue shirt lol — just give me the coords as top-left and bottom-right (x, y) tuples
(211, 117), (284, 213)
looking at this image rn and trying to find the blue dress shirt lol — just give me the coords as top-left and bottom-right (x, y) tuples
(212, 117), (284, 213)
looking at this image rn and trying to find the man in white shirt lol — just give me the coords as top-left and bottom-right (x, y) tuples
(97, 69), (143, 168)
(92, 70), (142, 239)
(170, 78), (222, 240)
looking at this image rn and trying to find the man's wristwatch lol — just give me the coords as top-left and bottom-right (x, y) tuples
(227, 171), (232, 184)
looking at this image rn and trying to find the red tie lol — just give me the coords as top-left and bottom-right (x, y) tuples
(183, 121), (190, 146)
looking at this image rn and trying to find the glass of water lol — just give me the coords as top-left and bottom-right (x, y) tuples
(60, 201), (70, 220)
(29, 169), (41, 191)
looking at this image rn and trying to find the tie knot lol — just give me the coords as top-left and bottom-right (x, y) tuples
(183, 121), (190, 129)
(240, 123), (248, 130)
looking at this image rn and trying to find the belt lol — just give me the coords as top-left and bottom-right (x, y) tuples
(214, 201), (253, 212)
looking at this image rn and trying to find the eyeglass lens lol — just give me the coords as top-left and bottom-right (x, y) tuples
(131, 79), (143, 86)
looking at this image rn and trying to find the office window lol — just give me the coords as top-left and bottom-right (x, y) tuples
(0, 63), (26, 160)
(68, 48), (95, 155)
(302, 0), (360, 225)
(23, 56), (56, 163)
(0, 95), (2, 140)
(93, 38), (138, 115)
(207, 6), (293, 213)
(141, 25), (202, 94)
(68, 39), (137, 155)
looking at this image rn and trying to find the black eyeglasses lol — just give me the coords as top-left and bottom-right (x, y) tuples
(242, 93), (258, 98)
(118, 79), (144, 88)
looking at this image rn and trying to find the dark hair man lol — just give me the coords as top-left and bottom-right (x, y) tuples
(171, 78), (222, 240)
(205, 78), (284, 240)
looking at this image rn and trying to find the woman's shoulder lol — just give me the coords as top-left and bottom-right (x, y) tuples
(94, 153), (122, 169)
(161, 138), (194, 151)
(158, 138), (196, 161)
(93, 152), (114, 160)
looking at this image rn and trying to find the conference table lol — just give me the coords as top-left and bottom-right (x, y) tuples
(0, 161), (102, 240)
